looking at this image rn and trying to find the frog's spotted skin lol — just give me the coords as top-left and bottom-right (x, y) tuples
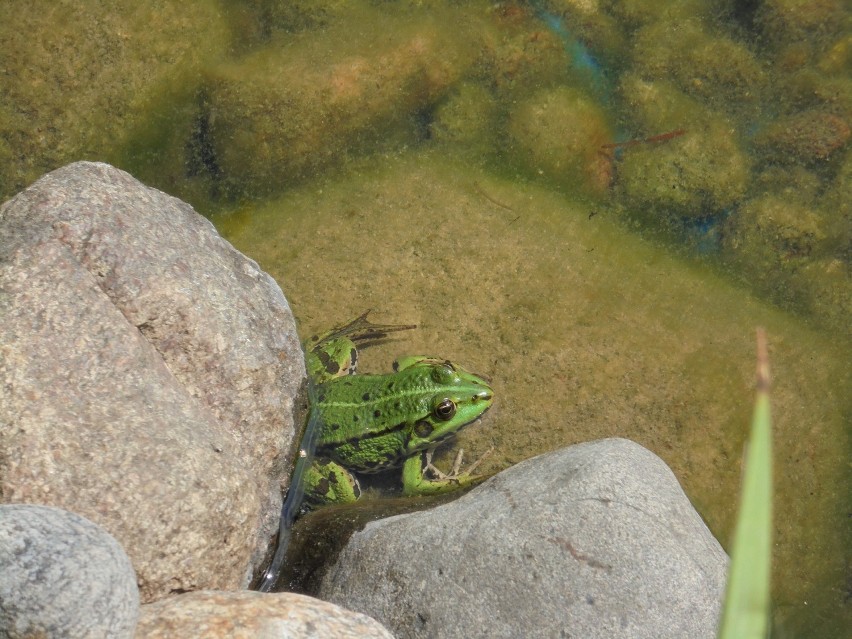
(303, 313), (494, 506)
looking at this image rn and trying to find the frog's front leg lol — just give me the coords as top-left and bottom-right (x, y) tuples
(304, 459), (362, 506)
(401, 449), (490, 497)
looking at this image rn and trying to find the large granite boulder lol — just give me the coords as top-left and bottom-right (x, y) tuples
(0, 162), (304, 601)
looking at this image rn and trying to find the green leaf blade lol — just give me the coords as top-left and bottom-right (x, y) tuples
(718, 329), (773, 639)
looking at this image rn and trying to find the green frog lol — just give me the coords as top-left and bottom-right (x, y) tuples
(255, 312), (494, 591)
(302, 312), (494, 507)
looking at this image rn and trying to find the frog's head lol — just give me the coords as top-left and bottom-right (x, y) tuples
(399, 358), (493, 452)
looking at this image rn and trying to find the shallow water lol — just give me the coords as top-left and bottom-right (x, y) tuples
(2, 1), (849, 635)
(218, 151), (849, 636)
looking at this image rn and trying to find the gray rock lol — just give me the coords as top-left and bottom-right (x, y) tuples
(0, 162), (304, 600)
(0, 504), (139, 638)
(319, 438), (728, 639)
(135, 590), (394, 639)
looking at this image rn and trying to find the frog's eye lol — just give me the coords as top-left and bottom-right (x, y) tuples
(433, 398), (456, 421)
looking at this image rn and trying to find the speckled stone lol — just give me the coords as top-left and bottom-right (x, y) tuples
(0, 162), (304, 600)
(0, 504), (139, 638)
(135, 590), (394, 639)
(319, 438), (729, 639)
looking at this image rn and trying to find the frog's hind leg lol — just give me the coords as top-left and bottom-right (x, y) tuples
(305, 312), (416, 382)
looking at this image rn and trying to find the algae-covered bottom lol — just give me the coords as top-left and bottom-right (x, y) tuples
(215, 150), (850, 636)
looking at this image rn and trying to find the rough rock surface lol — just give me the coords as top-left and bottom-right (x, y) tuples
(0, 162), (303, 601)
(319, 438), (728, 639)
(135, 590), (394, 639)
(0, 504), (139, 638)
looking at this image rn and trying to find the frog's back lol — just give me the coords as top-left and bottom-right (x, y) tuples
(314, 371), (430, 446)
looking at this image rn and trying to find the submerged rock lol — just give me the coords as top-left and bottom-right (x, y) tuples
(204, 5), (479, 197)
(507, 86), (613, 197)
(318, 438), (728, 639)
(614, 76), (750, 215)
(429, 82), (499, 156)
(754, 108), (851, 163)
(631, 18), (766, 108)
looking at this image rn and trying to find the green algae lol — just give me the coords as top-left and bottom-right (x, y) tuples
(0, 1), (230, 202)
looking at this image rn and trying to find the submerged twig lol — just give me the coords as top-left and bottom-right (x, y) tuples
(601, 128), (687, 150)
(473, 181), (516, 213)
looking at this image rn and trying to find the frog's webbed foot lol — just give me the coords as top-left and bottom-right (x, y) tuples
(402, 447), (493, 497)
(311, 311), (416, 352)
(424, 448), (492, 482)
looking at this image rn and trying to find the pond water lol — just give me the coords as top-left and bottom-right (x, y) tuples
(2, 1), (849, 636)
